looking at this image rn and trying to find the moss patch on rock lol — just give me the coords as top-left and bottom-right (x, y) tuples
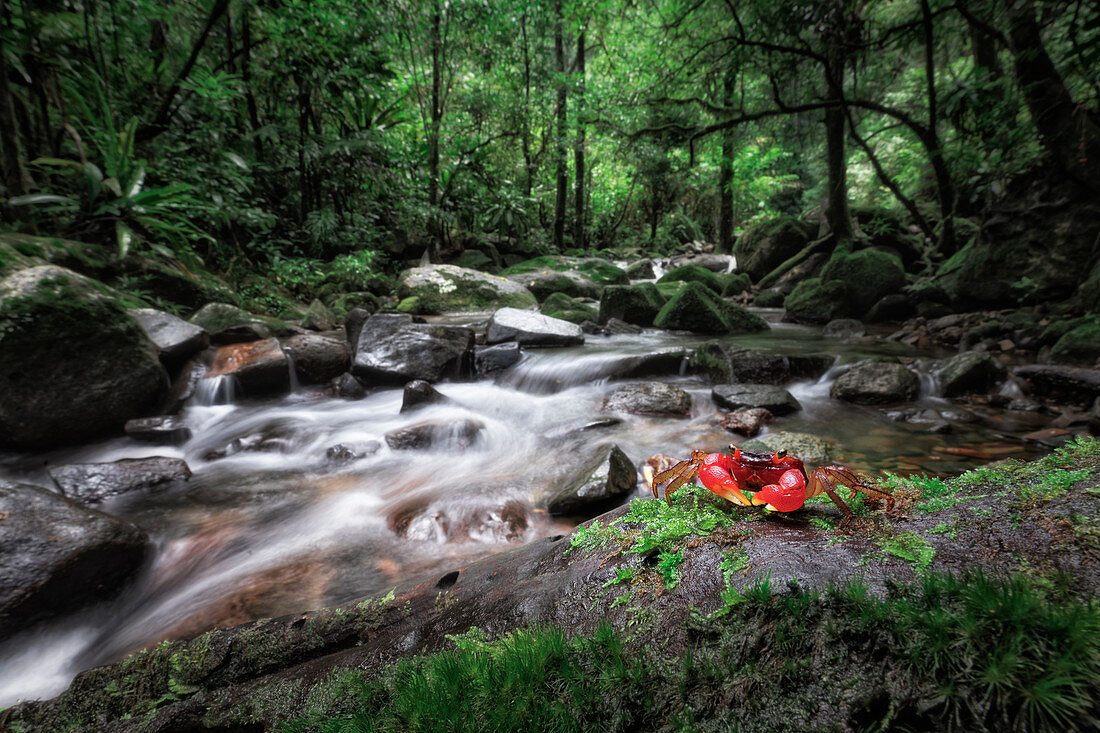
(783, 277), (850, 324)
(399, 264), (537, 314)
(654, 281), (768, 334)
(540, 292), (598, 324)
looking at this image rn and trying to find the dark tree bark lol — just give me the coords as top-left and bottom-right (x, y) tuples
(717, 69), (735, 254)
(822, 13), (853, 242)
(521, 12), (534, 197)
(242, 11), (264, 160)
(921, 0), (956, 253)
(553, 0), (568, 250)
(428, 0), (443, 260)
(0, 0), (32, 204)
(1005, 0), (1100, 191)
(573, 28), (586, 250)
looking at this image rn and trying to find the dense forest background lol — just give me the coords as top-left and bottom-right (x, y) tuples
(1, 0), (1098, 316)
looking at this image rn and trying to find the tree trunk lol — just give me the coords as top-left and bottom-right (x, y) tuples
(0, 0), (32, 205)
(428, 0), (443, 261)
(296, 74), (311, 225)
(242, 11), (263, 159)
(822, 24), (852, 242)
(921, 0), (956, 253)
(553, 0), (568, 250)
(521, 12), (534, 198)
(1006, 0), (1100, 191)
(573, 29), (586, 250)
(717, 69), (735, 254)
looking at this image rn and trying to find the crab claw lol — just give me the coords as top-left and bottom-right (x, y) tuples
(750, 469), (807, 512)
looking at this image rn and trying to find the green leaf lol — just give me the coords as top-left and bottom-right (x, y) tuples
(30, 157), (84, 171)
(8, 194), (73, 206)
(116, 221), (133, 259)
(224, 152), (251, 171)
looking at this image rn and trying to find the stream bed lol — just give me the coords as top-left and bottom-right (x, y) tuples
(0, 310), (1053, 706)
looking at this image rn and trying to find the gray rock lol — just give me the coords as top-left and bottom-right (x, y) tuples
(690, 342), (832, 385)
(505, 270), (601, 301)
(401, 380), (450, 413)
(1013, 364), (1100, 405)
(822, 318), (866, 339)
(332, 372), (367, 400)
(475, 342), (522, 375)
(124, 416), (192, 445)
(740, 431), (836, 464)
(711, 384), (801, 415)
(48, 456), (192, 504)
(546, 444), (637, 517)
(486, 307), (585, 347)
(0, 480), (150, 640)
(344, 307), (371, 353)
(384, 418), (484, 451)
(719, 407), (774, 437)
(398, 265), (537, 314)
(830, 361), (920, 405)
(301, 299), (335, 331)
(602, 382), (692, 417)
(189, 302), (293, 343)
(0, 266), (168, 449)
(352, 314), (474, 385)
(280, 333), (350, 385)
(625, 260), (656, 279)
(325, 441), (381, 464)
(129, 308), (210, 365)
(934, 351), (1005, 397)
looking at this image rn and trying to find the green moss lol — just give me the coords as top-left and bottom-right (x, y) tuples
(395, 296), (421, 313)
(720, 272), (752, 297)
(1050, 318), (1100, 364)
(653, 281), (767, 334)
(657, 264), (723, 293)
(877, 531), (935, 571)
(782, 277), (850, 324)
(596, 282), (665, 325)
(540, 292), (597, 324)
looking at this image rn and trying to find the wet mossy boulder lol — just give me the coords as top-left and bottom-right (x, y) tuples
(656, 264), (723, 294)
(740, 430), (836, 464)
(398, 264), (537, 314)
(501, 255), (628, 286)
(597, 282), (666, 326)
(540, 292), (598, 324)
(831, 360), (920, 405)
(819, 247), (906, 316)
(934, 351), (1005, 397)
(0, 266), (168, 449)
(189, 302), (295, 341)
(783, 278), (850, 324)
(1050, 318), (1100, 365)
(653, 282), (768, 334)
(734, 216), (815, 281)
(720, 272), (753, 297)
(506, 270), (601, 301)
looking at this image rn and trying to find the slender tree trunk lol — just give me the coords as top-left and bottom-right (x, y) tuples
(242, 11), (263, 159)
(553, 0), (568, 250)
(921, 0), (956, 253)
(717, 69), (735, 254)
(0, 0), (32, 204)
(822, 21), (852, 241)
(1006, 0), (1100, 191)
(296, 74), (311, 225)
(573, 29), (586, 250)
(521, 12), (534, 198)
(428, 0), (443, 260)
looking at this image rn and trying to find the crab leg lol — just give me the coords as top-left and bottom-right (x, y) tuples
(808, 466), (894, 529)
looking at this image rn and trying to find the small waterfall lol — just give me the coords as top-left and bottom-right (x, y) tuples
(192, 375), (237, 406)
(285, 352), (301, 393)
(651, 259), (667, 280)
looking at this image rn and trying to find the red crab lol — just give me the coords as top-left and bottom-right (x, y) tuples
(649, 445), (894, 529)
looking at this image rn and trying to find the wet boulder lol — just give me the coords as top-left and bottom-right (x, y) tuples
(505, 270), (601, 301)
(822, 318), (866, 339)
(47, 457), (192, 505)
(830, 361), (920, 405)
(129, 307), (210, 366)
(719, 407), (774, 437)
(280, 333), (350, 385)
(1050, 319), (1100, 365)
(384, 418), (484, 451)
(205, 337), (291, 395)
(546, 444), (637, 517)
(0, 480), (150, 641)
(625, 260), (656, 279)
(656, 264), (724, 294)
(332, 372), (368, 400)
(401, 380), (451, 413)
(1013, 365), (1100, 406)
(189, 302), (294, 344)
(740, 431), (837, 464)
(352, 314), (474, 384)
(474, 342), (522, 375)
(0, 266), (168, 449)
(712, 384), (801, 415)
(819, 248), (907, 316)
(602, 382), (692, 417)
(300, 299), (336, 331)
(689, 342), (832, 385)
(597, 283), (666, 326)
(783, 278), (851, 325)
(653, 282), (768, 334)
(397, 264), (537, 314)
(539, 292), (598, 325)
(934, 351), (1005, 397)
(720, 273), (753, 297)
(502, 255), (628, 286)
(325, 441), (381, 464)
(487, 307), (584, 347)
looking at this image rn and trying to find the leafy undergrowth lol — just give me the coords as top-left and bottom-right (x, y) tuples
(284, 571), (1100, 733)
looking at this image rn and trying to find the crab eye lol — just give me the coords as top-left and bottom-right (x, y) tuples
(776, 450), (787, 459)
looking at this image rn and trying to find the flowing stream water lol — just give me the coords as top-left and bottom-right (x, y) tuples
(0, 309), (1052, 706)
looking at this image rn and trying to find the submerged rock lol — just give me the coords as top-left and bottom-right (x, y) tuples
(124, 415), (192, 445)
(47, 457), (192, 504)
(602, 382), (692, 417)
(384, 418), (484, 451)
(719, 407), (774, 436)
(0, 266), (168, 449)
(690, 342), (832, 385)
(0, 480), (150, 641)
(546, 444), (637, 517)
(712, 384), (801, 415)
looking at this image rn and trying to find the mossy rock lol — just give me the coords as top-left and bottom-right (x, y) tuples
(657, 265), (723, 293)
(501, 256), (627, 286)
(0, 266), (167, 448)
(449, 249), (496, 271)
(655, 281), (686, 300)
(753, 289), (785, 308)
(720, 272), (752, 297)
(398, 264), (537, 314)
(783, 278), (850, 324)
(734, 216), (815, 281)
(1050, 318), (1100, 364)
(540, 292), (598, 324)
(653, 281), (768, 334)
(189, 302), (295, 338)
(1079, 260), (1100, 313)
(740, 430), (836, 464)
(820, 247), (906, 316)
(507, 270), (601, 301)
(597, 283), (666, 326)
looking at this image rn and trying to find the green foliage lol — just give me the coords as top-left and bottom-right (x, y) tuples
(878, 532), (935, 571)
(656, 550), (684, 590)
